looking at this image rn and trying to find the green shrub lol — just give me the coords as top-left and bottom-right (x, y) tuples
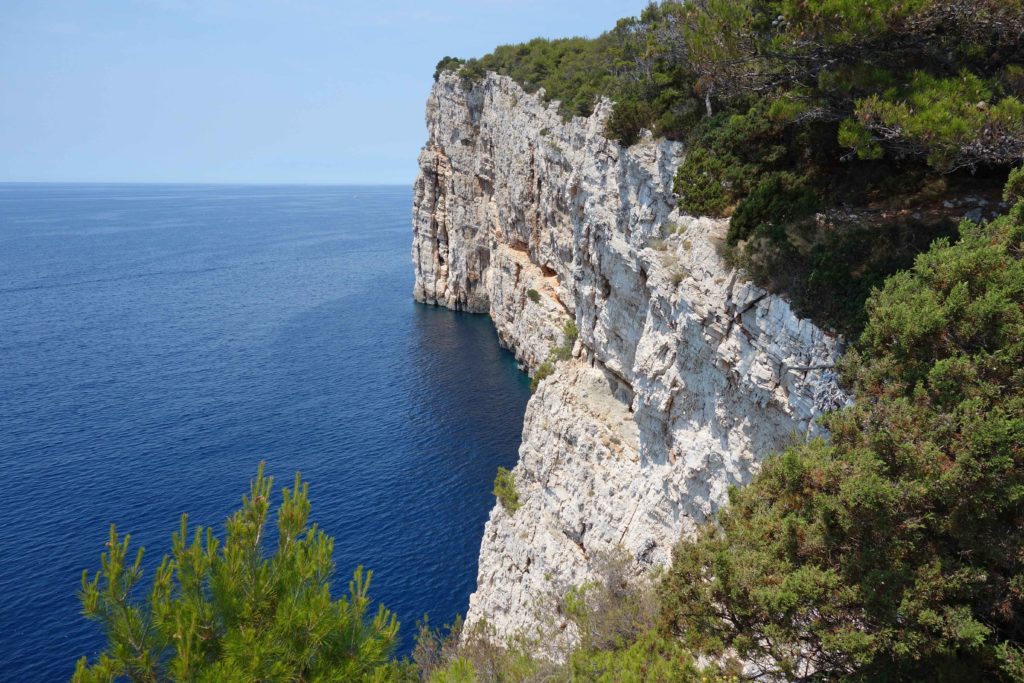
(73, 464), (403, 682)
(492, 467), (522, 514)
(727, 171), (819, 245)
(673, 104), (785, 218)
(433, 56), (465, 81)
(549, 320), (578, 362)
(530, 359), (555, 391)
(847, 71), (1024, 172)
(526, 288), (541, 303)
(1002, 64), (1024, 98)
(562, 319), (578, 347)
(1006, 166), (1024, 203)
(428, 658), (477, 683)
(570, 631), (710, 683)
(457, 58), (486, 84)
(605, 99), (653, 147)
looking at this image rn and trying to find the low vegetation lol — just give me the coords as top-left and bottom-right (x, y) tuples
(492, 466), (521, 514)
(413, 551), (728, 683)
(529, 320), (578, 392)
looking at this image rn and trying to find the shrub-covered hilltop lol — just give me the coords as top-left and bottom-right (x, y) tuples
(438, 0), (1024, 336)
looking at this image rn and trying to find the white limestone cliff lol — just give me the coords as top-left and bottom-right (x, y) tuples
(412, 72), (848, 642)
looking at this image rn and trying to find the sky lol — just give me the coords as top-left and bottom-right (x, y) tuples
(0, 1), (645, 185)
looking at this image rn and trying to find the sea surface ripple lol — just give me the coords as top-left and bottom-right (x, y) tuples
(0, 183), (531, 681)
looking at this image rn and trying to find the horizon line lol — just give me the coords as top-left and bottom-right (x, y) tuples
(0, 180), (413, 187)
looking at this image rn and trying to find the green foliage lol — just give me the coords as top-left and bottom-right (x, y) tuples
(414, 618), (552, 683)
(436, 3), (700, 143)
(569, 631), (710, 683)
(604, 99), (653, 147)
(837, 117), (884, 160)
(560, 320), (578, 353)
(726, 171), (819, 245)
(73, 463), (404, 682)
(525, 288), (540, 304)
(848, 71), (1024, 172)
(1003, 65), (1024, 98)
(738, 214), (958, 336)
(492, 467), (521, 514)
(673, 104), (786, 217)
(529, 360), (555, 392)
(530, 319), (578, 391)
(434, 56), (465, 81)
(1007, 166), (1024, 203)
(661, 191), (1024, 680)
(427, 658), (477, 683)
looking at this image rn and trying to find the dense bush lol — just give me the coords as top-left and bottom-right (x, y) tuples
(525, 288), (540, 303)
(847, 71), (1024, 172)
(661, 191), (1024, 680)
(738, 214), (959, 336)
(672, 102), (788, 217)
(726, 171), (819, 245)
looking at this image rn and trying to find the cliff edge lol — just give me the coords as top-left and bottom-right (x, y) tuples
(412, 72), (847, 641)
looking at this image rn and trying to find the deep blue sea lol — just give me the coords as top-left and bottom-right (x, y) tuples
(0, 184), (530, 681)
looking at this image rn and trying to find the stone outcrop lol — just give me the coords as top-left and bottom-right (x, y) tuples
(412, 72), (847, 641)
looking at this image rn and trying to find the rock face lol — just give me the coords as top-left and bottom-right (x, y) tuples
(412, 72), (847, 641)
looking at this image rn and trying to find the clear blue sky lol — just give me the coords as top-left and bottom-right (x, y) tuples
(0, 1), (644, 184)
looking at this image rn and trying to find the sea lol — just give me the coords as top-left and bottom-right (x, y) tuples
(0, 183), (531, 681)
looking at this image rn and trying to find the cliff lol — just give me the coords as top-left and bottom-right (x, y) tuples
(412, 72), (848, 642)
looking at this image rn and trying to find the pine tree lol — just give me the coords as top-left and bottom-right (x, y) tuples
(72, 463), (406, 682)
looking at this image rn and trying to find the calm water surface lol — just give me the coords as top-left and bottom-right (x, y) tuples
(0, 184), (530, 681)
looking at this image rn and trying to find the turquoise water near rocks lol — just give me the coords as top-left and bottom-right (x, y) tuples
(0, 183), (530, 680)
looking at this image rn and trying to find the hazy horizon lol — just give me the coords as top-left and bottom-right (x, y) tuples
(1, 1), (642, 186)
(0, 180), (413, 186)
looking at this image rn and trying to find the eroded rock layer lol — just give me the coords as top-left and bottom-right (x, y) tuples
(412, 72), (847, 640)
